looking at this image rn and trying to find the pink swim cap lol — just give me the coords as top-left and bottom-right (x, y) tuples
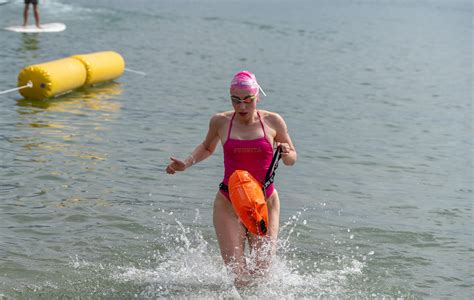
(230, 71), (265, 96)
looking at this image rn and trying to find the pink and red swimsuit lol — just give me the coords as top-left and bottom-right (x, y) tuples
(219, 111), (275, 200)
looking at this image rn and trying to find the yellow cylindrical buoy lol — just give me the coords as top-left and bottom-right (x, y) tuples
(72, 51), (125, 86)
(17, 51), (125, 100)
(18, 57), (87, 100)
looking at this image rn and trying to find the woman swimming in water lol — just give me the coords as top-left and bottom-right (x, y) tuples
(166, 71), (297, 287)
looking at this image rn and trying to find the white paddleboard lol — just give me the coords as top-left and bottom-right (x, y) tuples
(4, 22), (66, 33)
(0, 0), (11, 5)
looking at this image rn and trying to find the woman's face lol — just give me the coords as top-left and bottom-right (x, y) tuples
(230, 88), (258, 119)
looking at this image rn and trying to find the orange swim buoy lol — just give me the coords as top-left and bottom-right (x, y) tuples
(229, 170), (269, 236)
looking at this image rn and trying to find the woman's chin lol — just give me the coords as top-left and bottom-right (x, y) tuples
(238, 112), (249, 117)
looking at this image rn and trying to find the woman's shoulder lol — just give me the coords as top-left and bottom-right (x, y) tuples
(209, 111), (234, 126)
(259, 110), (285, 125)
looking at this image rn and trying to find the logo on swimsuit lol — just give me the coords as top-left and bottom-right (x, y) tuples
(234, 147), (262, 153)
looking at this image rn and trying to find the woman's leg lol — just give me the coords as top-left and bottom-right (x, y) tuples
(213, 192), (249, 286)
(248, 190), (280, 273)
(33, 4), (40, 27)
(23, 4), (30, 26)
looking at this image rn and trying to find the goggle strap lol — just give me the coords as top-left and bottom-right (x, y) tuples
(258, 84), (267, 97)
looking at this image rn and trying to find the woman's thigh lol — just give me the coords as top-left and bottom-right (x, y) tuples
(248, 191), (280, 259)
(213, 192), (248, 267)
(266, 190), (280, 240)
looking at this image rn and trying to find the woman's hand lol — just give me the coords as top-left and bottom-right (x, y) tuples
(166, 157), (186, 174)
(277, 142), (292, 157)
(276, 142), (296, 166)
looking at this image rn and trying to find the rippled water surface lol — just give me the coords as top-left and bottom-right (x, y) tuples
(0, 0), (472, 298)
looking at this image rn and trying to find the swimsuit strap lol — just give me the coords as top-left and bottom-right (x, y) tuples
(227, 112), (236, 139)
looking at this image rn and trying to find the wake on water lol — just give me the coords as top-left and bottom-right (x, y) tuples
(90, 208), (367, 298)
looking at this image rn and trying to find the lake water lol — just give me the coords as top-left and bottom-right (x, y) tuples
(0, 0), (472, 298)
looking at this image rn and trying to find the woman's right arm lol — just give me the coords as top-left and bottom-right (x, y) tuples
(166, 114), (223, 174)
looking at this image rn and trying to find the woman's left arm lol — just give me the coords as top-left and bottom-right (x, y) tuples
(272, 113), (297, 166)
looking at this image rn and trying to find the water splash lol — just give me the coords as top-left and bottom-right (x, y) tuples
(108, 208), (367, 298)
(59, 206), (413, 298)
(111, 211), (236, 298)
